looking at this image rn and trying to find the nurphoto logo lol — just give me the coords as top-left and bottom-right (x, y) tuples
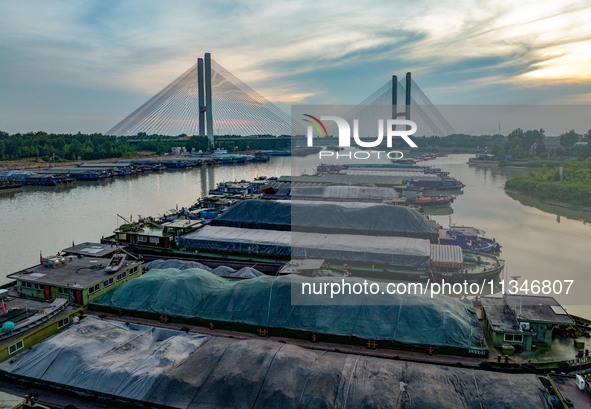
(303, 114), (418, 160)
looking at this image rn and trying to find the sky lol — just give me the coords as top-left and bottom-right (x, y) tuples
(1, 0), (591, 134)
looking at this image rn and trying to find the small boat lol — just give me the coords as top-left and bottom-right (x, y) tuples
(439, 228), (501, 253)
(392, 158), (418, 164)
(261, 185), (278, 195)
(104, 253), (127, 273)
(0, 180), (23, 193)
(409, 195), (454, 207)
(468, 155), (499, 166)
(405, 177), (464, 191)
(252, 152), (270, 162)
(438, 178), (465, 190)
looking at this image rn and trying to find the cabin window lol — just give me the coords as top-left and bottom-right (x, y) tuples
(88, 284), (100, 295)
(33, 283), (41, 290)
(57, 287), (68, 295)
(24, 282), (32, 288)
(57, 317), (70, 329)
(117, 272), (127, 281)
(504, 334), (523, 342)
(149, 237), (160, 244)
(103, 277), (114, 287)
(137, 236), (147, 243)
(8, 340), (24, 355)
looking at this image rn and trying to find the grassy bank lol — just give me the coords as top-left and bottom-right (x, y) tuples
(505, 161), (591, 207)
(500, 158), (576, 168)
(0, 152), (158, 171)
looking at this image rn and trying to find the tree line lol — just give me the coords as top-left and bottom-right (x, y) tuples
(2, 128), (590, 162)
(0, 131), (294, 162)
(492, 128), (591, 160)
(0, 131), (134, 161)
(505, 161), (591, 207)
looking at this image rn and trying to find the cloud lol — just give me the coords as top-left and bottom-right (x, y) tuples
(0, 0), (590, 133)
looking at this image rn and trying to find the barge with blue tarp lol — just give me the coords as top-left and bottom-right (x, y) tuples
(210, 199), (440, 240)
(102, 200), (503, 281)
(178, 225), (504, 281)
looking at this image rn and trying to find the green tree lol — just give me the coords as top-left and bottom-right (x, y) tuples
(559, 130), (580, 149)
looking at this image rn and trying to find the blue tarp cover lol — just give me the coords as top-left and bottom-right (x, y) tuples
(210, 200), (439, 240)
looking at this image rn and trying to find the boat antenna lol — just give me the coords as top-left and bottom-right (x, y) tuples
(116, 214), (131, 224)
(503, 262), (508, 307)
(510, 274), (521, 317)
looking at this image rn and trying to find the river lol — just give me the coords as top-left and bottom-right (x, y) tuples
(1, 154), (589, 317)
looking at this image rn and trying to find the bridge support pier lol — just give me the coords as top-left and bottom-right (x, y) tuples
(391, 72), (411, 121)
(205, 53), (214, 147)
(197, 58), (205, 137)
(405, 72), (411, 120)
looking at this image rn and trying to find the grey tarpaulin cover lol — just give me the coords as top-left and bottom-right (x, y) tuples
(211, 265), (264, 279)
(178, 226), (432, 267)
(0, 316), (547, 408)
(92, 267), (486, 352)
(210, 200), (439, 240)
(290, 185), (400, 201)
(276, 174), (436, 187)
(144, 259), (214, 271)
(144, 259), (264, 279)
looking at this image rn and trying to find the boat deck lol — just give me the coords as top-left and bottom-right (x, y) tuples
(7, 256), (142, 289)
(550, 375), (591, 407)
(0, 296), (79, 347)
(448, 225), (486, 236)
(87, 310), (487, 369)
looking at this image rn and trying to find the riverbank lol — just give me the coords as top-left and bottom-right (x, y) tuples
(505, 190), (591, 224)
(499, 158), (575, 168)
(504, 161), (591, 207)
(0, 152), (158, 171)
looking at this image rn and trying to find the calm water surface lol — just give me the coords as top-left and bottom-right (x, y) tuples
(1, 154), (589, 316)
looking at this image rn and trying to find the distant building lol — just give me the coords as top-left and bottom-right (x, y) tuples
(480, 295), (574, 352)
(171, 146), (187, 155)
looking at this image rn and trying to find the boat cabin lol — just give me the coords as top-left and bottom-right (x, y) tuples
(114, 220), (203, 249)
(480, 295), (574, 352)
(8, 254), (143, 307)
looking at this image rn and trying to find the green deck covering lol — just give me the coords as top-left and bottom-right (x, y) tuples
(92, 267), (487, 352)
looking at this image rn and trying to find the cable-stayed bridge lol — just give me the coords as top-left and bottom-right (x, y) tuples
(107, 53), (454, 142)
(107, 53), (291, 141)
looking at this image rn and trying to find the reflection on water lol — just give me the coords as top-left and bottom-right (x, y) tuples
(424, 156), (591, 318)
(1, 154), (590, 317)
(423, 206), (454, 216)
(0, 159), (293, 285)
(507, 190), (591, 225)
